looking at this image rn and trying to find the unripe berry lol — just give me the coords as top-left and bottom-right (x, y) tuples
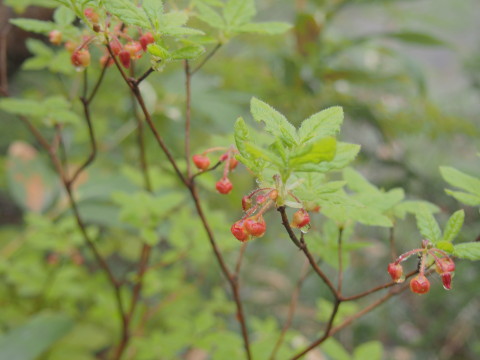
(387, 263), (404, 283)
(118, 50), (131, 69)
(216, 177), (233, 194)
(231, 221), (249, 242)
(269, 190), (278, 200)
(109, 40), (122, 55)
(244, 216), (266, 237)
(242, 196), (252, 211)
(291, 210), (310, 228)
(192, 154), (210, 170)
(124, 41), (142, 58)
(441, 272), (452, 290)
(84, 7), (100, 24)
(71, 49), (91, 68)
(410, 275), (430, 295)
(435, 257), (455, 274)
(229, 157), (238, 170)
(256, 194), (266, 204)
(49, 30), (62, 45)
(140, 32), (155, 51)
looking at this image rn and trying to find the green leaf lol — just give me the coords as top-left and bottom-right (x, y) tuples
(443, 210), (464, 242)
(0, 313), (73, 360)
(415, 208), (442, 243)
(343, 167), (379, 193)
(170, 45), (205, 60)
(143, 0), (164, 28)
(147, 43), (171, 59)
(244, 142), (283, 167)
(104, 0), (150, 28)
(298, 106), (344, 144)
(445, 189), (480, 206)
(321, 338), (351, 360)
(53, 6), (76, 26)
(289, 137), (336, 167)
(354, 341), (383, 360)
(223, 0), (256, 27)
(441, 166), (480, 197)
(436, 241), (454, 254)
(10, 18), (54, 33)
(0, 98), (44, 117)
(195, 2), (225, 29)
(393, 200), (440, 220)
(250, 97), (297, 147)
(234, 117), (250, 157)
(234, 22), (292, 35)
(380, 31), (447, 46)
(454, 242), (480, 260)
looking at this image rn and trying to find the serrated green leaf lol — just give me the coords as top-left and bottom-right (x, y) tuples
(223, 0), (256, 27)
(162, 27), (204, 36)
(441, 166), (480, 197)
(147, 43), (170, 58)
(53, 6), (76, 26)
(298, 106), (344, 144)
(104, 0), (150, 28)
(195, 2), (225, 29)
(354, 341), (383, 360)
(0, 98), (44, 116)
(445, 189), (480, 206)
(415, 208), (442, 242)
(10, 18), (54, 33)
(250, 97), (297, 147)
(443, 209), (464, 242)
(234, 22), (292, 35)
(244, 142), (283, 167)
(289, 137), (336, 167)
(170, 45), (205, 60)
(312, 143), (360, 172)
(454, 242), (480, 260)
(0, 313), (73, 360)
(393, 200), (439, 220)
(234, 117), (250, 157)
(436, 241), (454, 254)
(343, 167), (378, 193)
(143, 0), (164, 28)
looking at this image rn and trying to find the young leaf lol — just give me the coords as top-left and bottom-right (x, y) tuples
(195, 2), (226, 29)
(415, 208), (442, 243)
(223, 0), (256, 27)
(444, 189), (480, 206)
(354, 341), (383, 360)
(393, 200), (439, 220)
(104, 0), (150, 28)
(53, 6), (76, 26)
(244, 142), (283, 167)
(234, 22), (292, 35)
(250, 97), (297, 147)
(10, 18), (54, 33)
(234, 117), (250, 157)
(289, 137), (336, 167)
(312, 143), (360, 173)
(454, 242), (480, 261)
(442, 209), (464, 242)
(441, 166), (480, 197)
(170, 45), (205, 60)
(143, 0), (164, 28)
(380, 31), (447, 47)
(298, 106), (344, 144)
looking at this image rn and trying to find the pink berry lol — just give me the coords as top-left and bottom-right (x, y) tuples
(229, 157), (238, 170)
(231, 221), (249, 242)
(242, 196), (252, 211)
(435, 257), (455, 274)
(291, 210), (310, 228)
(410, 275), (430, 295)
(84, 7), (99, 23)
(124, 41), (142, 58)
(49, 30), (62, 45)
(244, 217), (266, 237)
(109, 40), (122, 55)
(118, 50), (131, 69)
(192, 154), (210, 170)
(216, 178), (233, 194)
(387, 263), (404, 283)
(71, 49), (91, 67)
(139, 32), (155, 51)
(441, 272), (452, 290)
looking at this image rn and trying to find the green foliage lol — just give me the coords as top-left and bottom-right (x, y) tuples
(441, 166), (480, 206)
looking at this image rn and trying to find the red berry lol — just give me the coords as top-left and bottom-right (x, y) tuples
(84, 7), (99, 23)
(387, 263), (404, 283)
(124, 41), (142, 58)
(441, 272), (452, 290)
(229, 157), (238, 170)
(435, 257), (455, 274)
(242, 196), (252, 211)
(71, 49), (91, 67)
(140, 32), (155, 51)
(291, 210), (310, 228)
(231, 221), (249, 242)
(216, 178), (233, 194)
(119, 50), (131, 69)
(109, 40), (122, 55)
(220, 153), (228, 161)
(244, 217), (266, 237)
(410, 275), (430, 294)
(49, 30), (62, 45)
(65, 41), (77, 53)
(192, 154), (210, 170)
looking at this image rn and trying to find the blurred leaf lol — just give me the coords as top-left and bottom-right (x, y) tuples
(223, 0), (256, 27)
(454, 242), (480, 260)
(353, 341), (383, 360)
(344, 168), (378, 194)
(171, 45), (205, 60)
(442, 210), (464, 243)
(441, 167), (480, 206)
(379, 31), (447, 46)
(9, 18), (54, 33)
(104, 0), (150, 28)
(235, 22), (292, 35)
(195, 2), (226, 29)
(53, 6), (76, 26)
(0, 313), (73, 360)
(321, 337), (351, 360)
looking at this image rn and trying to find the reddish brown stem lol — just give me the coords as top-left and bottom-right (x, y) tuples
(185, 60), (192, 178)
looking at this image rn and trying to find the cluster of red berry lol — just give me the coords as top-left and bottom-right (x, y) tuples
(387, 239), (455, 294)
(231, 188), (311, 242)
(48, 7), (156, 70)
(192, 147), (238, 194)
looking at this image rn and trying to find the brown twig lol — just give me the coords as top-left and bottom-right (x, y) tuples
(337, 227), (344, 293)
(191, 43), (222, 75)
(389, 226), (397, 261)
(234, 242), (248, 278)
(185, 60), (192, 178)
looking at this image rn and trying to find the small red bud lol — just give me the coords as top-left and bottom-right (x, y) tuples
(387, 263), (404, 283)
(65, 41), (77, 53)
(269, 190), (278, 200)
(410, 274), (430, 295)
(216, 178), (233, 194)
(192, 154), (210, 170)
(229, 157), (238, 170)
(435, 257), (455, 274)
(441, 272), (452, 290)
(291, 210), (310, 228)
(244, 216), (266, 237)
(118, 50), (131, 69)
(124, 41), (142, 58)
(256, 194), (266, 204)
(71, 49), (91, 67)
(220, 153), (228, 161)
(84, 7), (100, 24)
(242, 196), (252, 211)
(231, 221), (249, 242)
(49, 30), (62, 45)
(109, 40), (122, 55)
(140, 32), (155, 51)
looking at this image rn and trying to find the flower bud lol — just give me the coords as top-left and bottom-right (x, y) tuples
(192, 154), (210, 170)
(387, 263), (404, 283)
(410, 274), (430, 295)
(71, 49), (91, 68)
(244, 216), (266, 237)
(242, 196), (252, 211)
(49, 30), (62, 45)
(441, 272), (452, 290)
(291, 210), (310, 228)
(231, 221), (249, 242)
(216, 177), (233, 194)
(140, 32), (155, 51)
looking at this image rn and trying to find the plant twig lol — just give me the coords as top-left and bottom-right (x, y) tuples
(185, 60), (192, 178)
(191, 43), (222, 75)
(337, 227), (344, 293)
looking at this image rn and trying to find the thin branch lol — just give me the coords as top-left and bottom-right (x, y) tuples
(191, 43), (222, 75)
(234, 242), (248, 278)
(87, 61), (109, 103)
(185, 60), (192, 178)
(278, 206), (339, 298)
(135, 66), (155, 85)
(191, 161), (222, 180)
(0, 23), (10, 96)
(269, 260), (310, 360)
(389, 226), (397, 261)
(337, 227), (344, 293)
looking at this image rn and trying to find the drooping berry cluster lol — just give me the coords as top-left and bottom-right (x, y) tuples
(387, 239), (455, 294)
(47, 7), (156, 70)
(192, 147), (238, 195)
